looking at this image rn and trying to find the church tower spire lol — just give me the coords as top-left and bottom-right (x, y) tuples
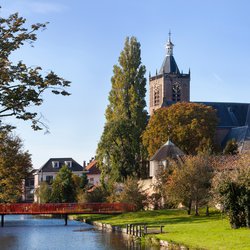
(149, 32), (191, 115)
(166, 31), (174, 56)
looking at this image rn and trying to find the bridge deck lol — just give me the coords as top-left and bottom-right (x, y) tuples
(0, 202), (135, 215)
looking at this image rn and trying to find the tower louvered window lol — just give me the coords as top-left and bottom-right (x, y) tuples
(172, 83), (181, 102)
(153, 84), (160, 106)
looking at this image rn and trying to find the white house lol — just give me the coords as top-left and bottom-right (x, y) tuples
(34, 158), (83, 202)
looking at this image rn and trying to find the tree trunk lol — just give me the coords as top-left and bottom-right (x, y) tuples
(187, 199), (192, 215)
(206, 205), (209, 216)
(246, 205), (250, 228)
(195, 199), (199, 216)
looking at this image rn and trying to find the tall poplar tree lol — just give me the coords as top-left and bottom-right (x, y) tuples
(97, 37), (148, 182)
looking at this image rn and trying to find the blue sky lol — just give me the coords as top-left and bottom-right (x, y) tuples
(1, 0), (250, 168)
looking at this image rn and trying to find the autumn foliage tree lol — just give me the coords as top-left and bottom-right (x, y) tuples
(97, 37), (148, 182)
(142, 102), (218, 157)
(167, 155), (214, 215)
(0, 11), (70, 131)
(0, 130), (32, 203)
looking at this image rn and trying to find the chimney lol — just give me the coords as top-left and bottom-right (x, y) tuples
(83, 161), (86, 168)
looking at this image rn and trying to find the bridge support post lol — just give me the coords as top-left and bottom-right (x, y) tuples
(1, 215), (4, 227)
(64, 214), (68, 226)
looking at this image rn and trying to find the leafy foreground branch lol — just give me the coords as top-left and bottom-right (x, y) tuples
(0, 11), (70, 131)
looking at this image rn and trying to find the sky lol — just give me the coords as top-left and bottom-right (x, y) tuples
(1, 0), (250, 169)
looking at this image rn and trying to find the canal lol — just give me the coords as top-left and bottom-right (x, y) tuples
(0, 215), (162, 250)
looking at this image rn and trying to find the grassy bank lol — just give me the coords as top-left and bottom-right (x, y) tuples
(74, 209), (250, 250)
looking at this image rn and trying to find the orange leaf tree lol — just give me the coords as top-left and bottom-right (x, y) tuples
(142, 102), (218, 157)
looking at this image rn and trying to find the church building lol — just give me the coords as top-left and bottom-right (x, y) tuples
(149, 33), (250, 153)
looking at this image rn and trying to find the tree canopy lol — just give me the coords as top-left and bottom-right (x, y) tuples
(97, 37), (148, 182)
(50, 165), (77, 203)
(0, 11), (70, 131)
(212, 152), (250, 228)
(0, 130), (32, 203)
(167, 155), (214, 215)
(142, 102), (218, 157)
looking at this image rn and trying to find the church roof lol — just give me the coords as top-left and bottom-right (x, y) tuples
(159, 55), (180, 74)
(160, 101), (250, 128)
(195, 102), (250, 128)
(150, 140), (185, 161)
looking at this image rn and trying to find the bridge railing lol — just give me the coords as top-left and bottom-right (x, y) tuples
(0, 203), (136, 214)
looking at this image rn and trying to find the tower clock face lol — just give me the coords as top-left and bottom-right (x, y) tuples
(172, 82), (181, 101)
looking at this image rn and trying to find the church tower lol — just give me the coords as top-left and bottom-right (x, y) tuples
(149, 32), (190, 115)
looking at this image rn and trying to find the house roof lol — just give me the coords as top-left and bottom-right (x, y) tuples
(150, 140), (185, 161)
(37, 158), (83, 173)
(159, 55), (180, 74)
(85, 160), (100, 175)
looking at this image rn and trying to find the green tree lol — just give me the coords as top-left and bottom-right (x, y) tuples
(35, 181), (51, 203)
(85, 186), (109, 203)
(167, 155), (214, 215)
(80, 172), (89, 189)
(0, 130), (32, 203)
(0, 11), (70, 131)
(72, 173), (89, 202)
(142, 102), (218, 157)
(213, 152), (250, 228)
(97, 37), (148, 182)
(119, 177), (148, 211)
(50, 165), (76, 203)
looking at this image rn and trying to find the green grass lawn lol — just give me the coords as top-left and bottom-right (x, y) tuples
(74, 209), (250, 250)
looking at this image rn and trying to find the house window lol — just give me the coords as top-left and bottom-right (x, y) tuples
(52, 161), (59, 168)
(89, 177), (94, 184)
(64, 161), (72, 168)
(45, 175), (53, 184)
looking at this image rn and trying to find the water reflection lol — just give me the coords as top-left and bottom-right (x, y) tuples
(0, 215), (162, 250)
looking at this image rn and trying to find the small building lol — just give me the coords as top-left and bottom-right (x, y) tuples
(34, 158), (83, 202)
(84, 158), (101, 186)
(150, 140), (184, 179)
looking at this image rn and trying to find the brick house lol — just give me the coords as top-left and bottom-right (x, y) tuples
(84, 158), (101, 186)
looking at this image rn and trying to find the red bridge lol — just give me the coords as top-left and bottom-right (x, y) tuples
(0, 203), (135, 227)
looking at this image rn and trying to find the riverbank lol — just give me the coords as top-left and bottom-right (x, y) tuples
(73, 209), (250, 250)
